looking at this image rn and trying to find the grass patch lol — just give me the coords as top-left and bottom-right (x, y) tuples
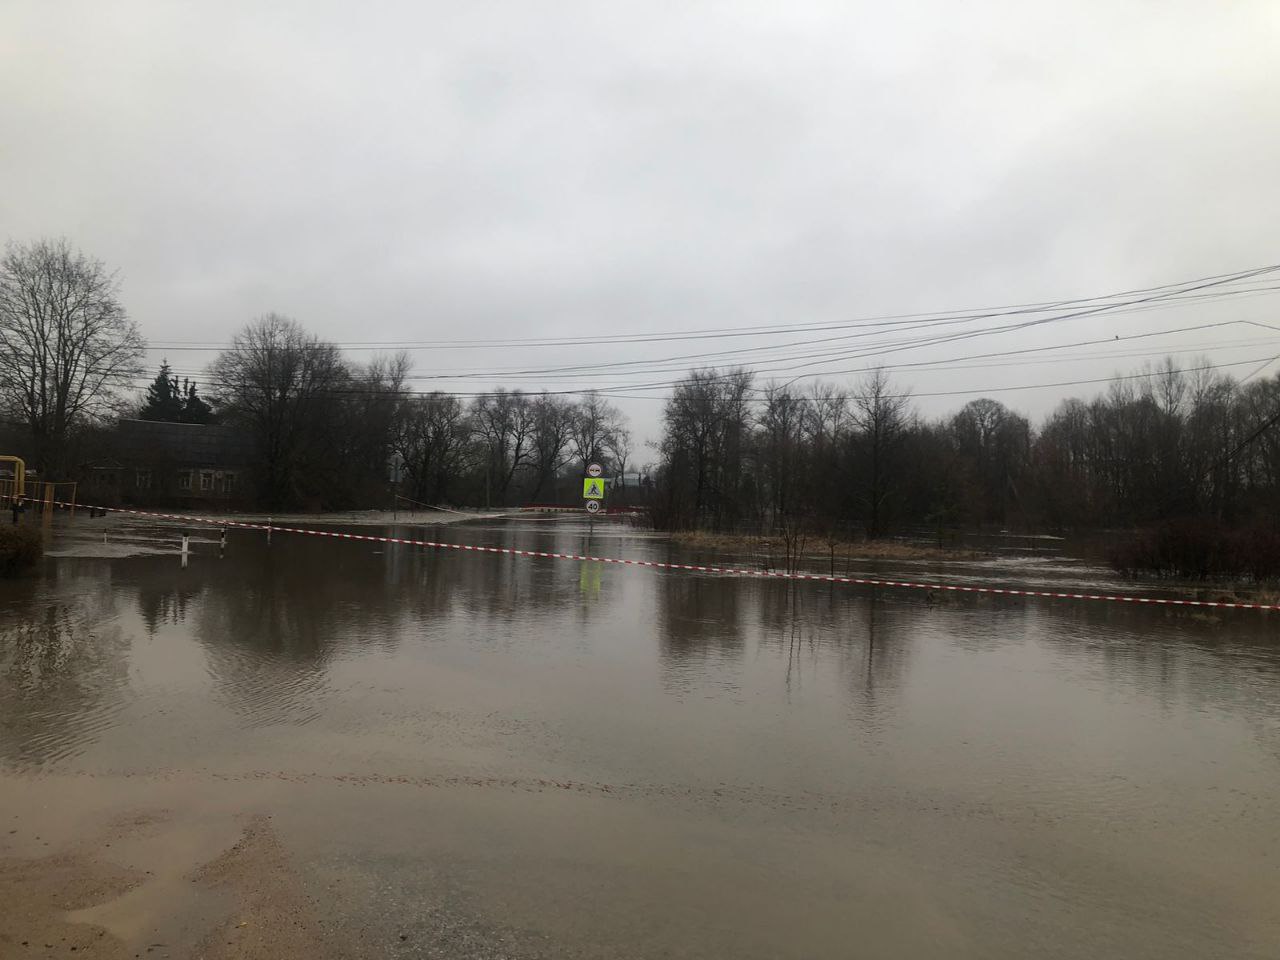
(0, 524), (43, 577)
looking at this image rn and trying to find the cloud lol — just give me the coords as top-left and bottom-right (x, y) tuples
(2, 0), (1277, 445)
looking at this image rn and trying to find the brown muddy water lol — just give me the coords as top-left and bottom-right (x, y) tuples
(2, 513), (1279, 959)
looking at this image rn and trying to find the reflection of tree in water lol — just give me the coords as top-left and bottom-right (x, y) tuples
(185, 526), (592, 723)
(192, 548), (339, 726)
(846, 594), (913, 728)
(757, 581), (915, 721)
(0, 591), (130, 768)
(384, 523), (611, 643)
(656, 575), (746, 693)
(134, 562), (205, 634)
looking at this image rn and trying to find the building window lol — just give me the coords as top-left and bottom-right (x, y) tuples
(177, 471), (192, 491)
(221, 472), (237, 494)
(200, 471), (215, 492)
(135, 469), (152, 490)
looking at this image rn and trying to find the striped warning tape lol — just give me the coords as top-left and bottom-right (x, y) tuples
(46, 500), (1280, 613)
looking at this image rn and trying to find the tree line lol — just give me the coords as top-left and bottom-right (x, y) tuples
(0, 239), (632, 510)
(6, 237), (1280, 561)
(203, 314), (632, 510)
(653, 360), (1280, 545)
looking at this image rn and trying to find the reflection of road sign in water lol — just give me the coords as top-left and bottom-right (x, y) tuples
(585, 500), (601, 514)
(579, 561), (601, 597)
(583, 477), (606, 500)
(587, 462), (603, 478)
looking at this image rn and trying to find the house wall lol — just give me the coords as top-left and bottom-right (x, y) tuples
(88, 465), (249, 508)
(79, 420), (255, 510)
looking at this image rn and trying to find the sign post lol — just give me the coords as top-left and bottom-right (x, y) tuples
(583, 463), (606, 517)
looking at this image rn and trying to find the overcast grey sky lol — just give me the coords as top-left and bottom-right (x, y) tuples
(3, 0), (1278, 450)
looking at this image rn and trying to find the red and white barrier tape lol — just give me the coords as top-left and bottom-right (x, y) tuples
(46, 500), (1280, 613)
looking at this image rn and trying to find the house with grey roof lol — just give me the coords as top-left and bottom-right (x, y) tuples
(81, 419), (254, 508)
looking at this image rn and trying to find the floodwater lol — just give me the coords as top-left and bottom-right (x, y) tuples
(2, 513), (1280, 959)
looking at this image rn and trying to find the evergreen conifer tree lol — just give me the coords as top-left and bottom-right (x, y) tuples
(139, 362), (183, 420)
(180, 378), (214, 424)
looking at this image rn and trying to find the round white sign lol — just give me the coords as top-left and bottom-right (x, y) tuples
(585, 500), (601, 514)
(586, 463), (603, 478)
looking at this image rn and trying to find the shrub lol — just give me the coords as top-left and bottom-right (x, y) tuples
(1108, 517), (1280, 582)
(0, 525), (43, 577)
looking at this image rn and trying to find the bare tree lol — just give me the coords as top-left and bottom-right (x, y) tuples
(396, 391), (474, 504)
(331, 352), (409, 506)
(803, 381), (848, 448)
(849, 368), (911, 538)
(950, 397), (1031, 525)
(528, 393), (575, 502)
(570, 392), (625, 472)
(758, 382), (805, 526)
(800, 381), (849, 540)
(208, 314), (347, 509)
(606, 425), (632, 503)
(0, 239), (144, 475)
(659, 367), (754, 529)
(472, 389), (535, 506)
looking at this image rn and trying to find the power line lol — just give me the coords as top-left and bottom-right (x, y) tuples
(127, 324), (1276, 388)
(137, 307), (1280, 389)
(99, 264), (1280, 404)
(375, 319), (1280, 383)
(169, 354), (1269, 403)
(137, 264), (1280, 353)
(466, 269), (1280, 395)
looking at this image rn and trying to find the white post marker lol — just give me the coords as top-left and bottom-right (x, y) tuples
(181, 535), (190, 555)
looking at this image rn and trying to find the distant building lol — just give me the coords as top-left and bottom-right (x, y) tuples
(81, 419), (253, 508)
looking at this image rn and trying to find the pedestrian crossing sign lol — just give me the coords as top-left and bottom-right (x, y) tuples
(583, 477), (606, 500)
